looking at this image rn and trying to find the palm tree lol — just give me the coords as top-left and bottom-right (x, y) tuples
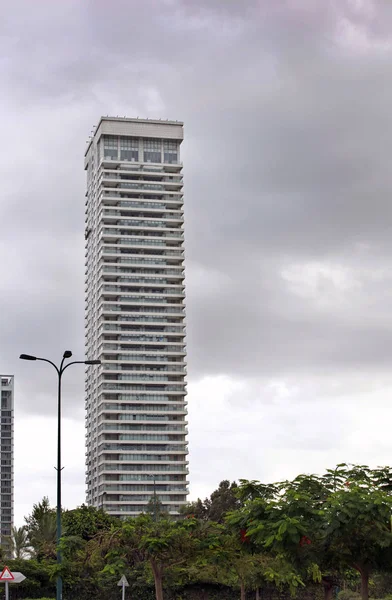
(9, 526), (30, 559)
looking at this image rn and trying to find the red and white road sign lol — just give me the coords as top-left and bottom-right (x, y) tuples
(0, 567), (14, 581)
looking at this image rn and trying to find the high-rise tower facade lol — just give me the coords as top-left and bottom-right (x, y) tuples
(0, 376), (13, 546)
(84, 118), (188, 517)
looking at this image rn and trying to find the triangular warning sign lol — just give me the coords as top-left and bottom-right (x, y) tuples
(0, 567), (14, 581)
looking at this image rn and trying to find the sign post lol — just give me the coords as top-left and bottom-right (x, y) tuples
(0, 567), (14, 600)
(0, 567), (26, 600)
(117, 575), (129, 600)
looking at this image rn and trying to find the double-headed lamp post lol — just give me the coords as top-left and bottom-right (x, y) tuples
(20, 351), (100, 600)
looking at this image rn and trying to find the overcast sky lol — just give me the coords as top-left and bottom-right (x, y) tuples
(1, 0), (392, 525)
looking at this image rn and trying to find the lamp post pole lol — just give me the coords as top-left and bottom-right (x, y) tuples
(20, 351), (100, 600)
(148, 474), (157, 521)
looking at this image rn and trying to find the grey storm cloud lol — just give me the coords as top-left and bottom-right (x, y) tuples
(1, 0), (392, 418)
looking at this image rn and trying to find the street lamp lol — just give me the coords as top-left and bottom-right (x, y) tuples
(20, 351), (100, 600)
(148, 474), (158, 522)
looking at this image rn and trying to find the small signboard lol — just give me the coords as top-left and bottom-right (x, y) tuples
(10, 572), (26, 584)
(118, 575), (129, 587)
(0, 567), (14, 581)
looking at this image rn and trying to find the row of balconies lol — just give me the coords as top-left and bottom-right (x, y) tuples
(99, 406), (187, 416)
(101, 273), (184, 285)
(100, 372), (185, 382)
(100, 307), (184, 319)
(101, 472), (187, 481)
(97, 464), (188, 473)
(100, 314), (185, 327)
(101, 338), (186, 352)
(98, 162), (182, 177)
(88, 285), (185, 299)
(103, 183), (182, 196)
(97, 200), (183, 216)
(100, 393), (187, 400)
(101, 335), (185, 345)
(100, 257), (184, 270)
(101, 177), (182, 190)
(101, 298), (184, 309)
(99, 443), (186, 453)
(99, 163), (182, 175)
(104, 368), (186, 376)
(100, 188), (182, 201)
(100, 297), (185, 309)
(99, 198), (183, 211)
(99, 155), (182, 169)
(99, 411), (187, 422)
(99, 391), (186, 400)
(100, 485), (188, 495)
(93, 438), (188, 450)
(101, 207), (183, 220)
(99, 339), (185, 350)
(100, 178), (183, 190)
(101, 322), (185, 333)
(100, 384), (186, 393)
(101, 225), (184, 238)
(102, 368), (186, 378)
(98, 419), (187, 431)
(99, 424), (187, 434)
(97, 404), (185, 415)
(100, 497), (186, 506)
(99, 284), (184, 296)
(100, 269), (184, 281)
(101, 224), (184, 238)
(101, 213), (183, 225)
(100, 169), (183, 181)
(102, 506), (184, 515)
(100, 271), (184, 283)
(98, 453), (188, 462)
(101, 363), (186, 377)
(100, 172), (183, 185)
(100, 344), (185, 356)
(101, 217), (184, 231)
(101, 245), (184, 257)
(100, 342), (185, 353)
(102, 294), (184, 304)
(101, 284), (184, 295)
(99, 315), (185, 327)
(101, 233), (184, 247)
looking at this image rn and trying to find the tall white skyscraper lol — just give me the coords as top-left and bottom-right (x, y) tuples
(0, 376), (13, 546)
(84, 117), (188, 517)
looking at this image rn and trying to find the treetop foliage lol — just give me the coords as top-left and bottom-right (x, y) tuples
(8, 465), (392, 600)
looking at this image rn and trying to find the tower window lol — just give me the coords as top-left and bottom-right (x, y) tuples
(120, 137), (139, 162)
(143, 139), (161, 163)
(164, 140), (178, 164)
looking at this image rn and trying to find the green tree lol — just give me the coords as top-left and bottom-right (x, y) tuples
(25, 497), (57, 560)
(230, 465), (392, 600)
(207, 480), (241, 523)
(145, 495), (168, 521)
(182, 480), (241, 523)
(63, 504), (119, 540)
(180, 498), (207, 520)
(323, 482), (392, 600)
(102, 514), (205, 600)
(228, 473), (325, 582)
(213, 533), (267, 600)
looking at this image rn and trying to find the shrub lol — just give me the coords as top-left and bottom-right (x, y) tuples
(337, 591), (362, 600)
